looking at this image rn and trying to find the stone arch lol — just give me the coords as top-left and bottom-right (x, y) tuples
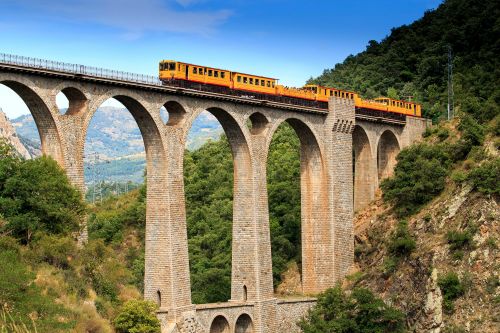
(377, 129), (400, 181)
(353, 125), (376, 212)
(163, 100), (187, 126)
(210, 315), (230, 333)
(182, 105), (253, 303)
(0, 79), (65, 166)
(57, 86), (88, 116)
(234, 313), (254, 333)
(266, 117), (327, 294)
(82, 93), (167, 303)
(247, 111), (269, 135)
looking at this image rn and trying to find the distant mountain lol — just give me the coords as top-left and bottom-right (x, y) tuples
(11, 107), (223, 184)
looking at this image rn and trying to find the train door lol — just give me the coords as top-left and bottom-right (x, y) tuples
(185, 65), (189, 80)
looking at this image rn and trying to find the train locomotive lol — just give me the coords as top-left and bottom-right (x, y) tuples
(159, 60), (421, 117)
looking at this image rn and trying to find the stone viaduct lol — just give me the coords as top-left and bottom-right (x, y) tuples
(0, 54), (429, 333)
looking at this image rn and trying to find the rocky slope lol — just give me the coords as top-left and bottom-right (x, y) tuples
(0, 108), (31, 159)
(347, 183), (499, 332)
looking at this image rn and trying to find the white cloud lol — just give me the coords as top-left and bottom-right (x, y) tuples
(14, 0), (231, 35)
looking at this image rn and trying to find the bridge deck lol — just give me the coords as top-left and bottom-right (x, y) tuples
(0, 53), (405, 124)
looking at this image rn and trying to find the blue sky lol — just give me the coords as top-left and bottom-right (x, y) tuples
(0, 0), (442, 118)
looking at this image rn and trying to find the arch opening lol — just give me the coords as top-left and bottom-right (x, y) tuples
(0, 81), (62, 163)
(83, 95), (165, 302)
(267, 118), (325, 295)
(247, 112), (268, 135)
(267, 121), (302, 294)
(163, 100), (186, 126)
(235, 313), (254, 333)
(209, 315), (230, 333)
(56, 87), (87, 115)
(184, 108), (251, 304)
(353, 125), (375, 212)
(156, 290), (161, 307)
(377, 130), (400, 181)
(83, 97), (146, 202)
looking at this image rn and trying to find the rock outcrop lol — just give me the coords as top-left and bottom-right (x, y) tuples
(0, 108), (31, 159)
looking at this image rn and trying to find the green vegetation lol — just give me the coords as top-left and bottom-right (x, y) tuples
(0, 237), (75, 332)
(380, 143), (453, 216)
(467, 158), (500, 195)
(310, 0), (499, 124)
(382, 220), (416, 277)
(0, 140), (85, 243)
(113, 300), (160, 333)
(299, 286), (406, 333)
(438, 272), (466, 314)
(387, 220), (416, 257)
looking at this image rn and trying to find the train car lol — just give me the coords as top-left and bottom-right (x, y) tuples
(159, 60), (277, 95)
(303, 84), (357, 102)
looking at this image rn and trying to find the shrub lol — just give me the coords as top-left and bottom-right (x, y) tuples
(0, 156), (86, 243)
(458, 114), (485, 147)
(33, 234), (77, 269)
(446, 230), (474, 252)
(381, 143), (453, 216)
(299, 286), (406, 333)
(467, 158), (500, 195)
(437, 127), (450, 141)
(113, 300), (160, 333)
(388, 220), (416, 257)
(438, 272), (465, 314)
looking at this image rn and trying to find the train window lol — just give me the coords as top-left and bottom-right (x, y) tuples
(200, 68), (204, 74)
(261, 80), (265, 86)
(214, 71), (219, 78)
(193, 67), (197, 74)
(266, 81), (270, 87)
(243, 77), (248, 84)
(221, 72), (225, 79)
(255, 79), (258, 85)
(208, 70), (213, 76)
(329, 91), (333, 96)
(237, 75), (241, 82)
(272, 82), (275, 87)
(249, 78), (253, 84)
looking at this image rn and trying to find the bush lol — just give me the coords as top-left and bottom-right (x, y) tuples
(299, 286), (406, 333)
(438, 272), (465, 314)
(467, 158), (500, 195)
(33, 234), (77, 269)
(388, 220), (416, 257)
(0, 155), (86, 243)
(381, 143), (452, 216)
(446, 230), (474, 252)
(113, 300), (160, 333)
(0, 249), (75, 331)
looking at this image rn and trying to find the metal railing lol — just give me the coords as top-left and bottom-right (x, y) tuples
(0, 53), (162, 86)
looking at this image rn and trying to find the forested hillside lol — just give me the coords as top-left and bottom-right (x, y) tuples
(311, 0), (499, 123)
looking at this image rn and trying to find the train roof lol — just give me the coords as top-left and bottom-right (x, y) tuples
(160, 60), (278, 81)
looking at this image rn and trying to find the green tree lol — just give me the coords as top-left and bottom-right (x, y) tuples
(381, 143), (452, 216)
(299, 286), (406, 333)
(0, 155), (86, 243)
(113, 300), (160, 333)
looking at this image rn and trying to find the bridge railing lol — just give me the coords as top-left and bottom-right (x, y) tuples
(0, 53), (162, 86)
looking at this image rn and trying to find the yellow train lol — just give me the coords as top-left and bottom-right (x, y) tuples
(159, 60), (421, 117)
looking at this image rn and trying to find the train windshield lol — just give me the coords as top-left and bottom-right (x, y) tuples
(161, 62), (176, 71)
